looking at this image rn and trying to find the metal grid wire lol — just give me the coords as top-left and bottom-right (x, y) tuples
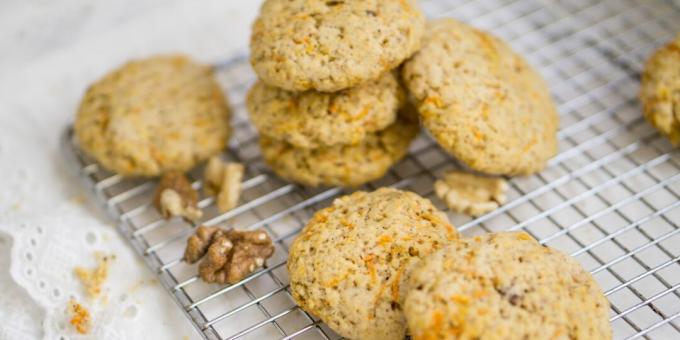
(61, 0), (680, 339)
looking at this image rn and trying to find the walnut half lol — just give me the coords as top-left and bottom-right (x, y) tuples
(434, 170), (508, 216)
(204, 156), (245, 213)
(153, 171), (203, 221)
(184, 226), (275, 284)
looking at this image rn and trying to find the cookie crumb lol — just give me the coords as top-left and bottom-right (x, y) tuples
(154, 171), (202, 221)
(74, 252), (114, 299)
(434, 170), (508, 216)
(68, 300), (90, 334)
(204, 157), (244, 213)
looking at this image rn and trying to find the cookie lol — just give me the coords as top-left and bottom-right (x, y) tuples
(250, 0), (425, 92)
(247, 71), (405, 148)
(404, 231), (611, 340)
(75, 55), (231, 176)
(640, 34), (680, 145)
(288, 188), (459, 340)
(402, 19), (559, 175)
(259, 115), (419, 187)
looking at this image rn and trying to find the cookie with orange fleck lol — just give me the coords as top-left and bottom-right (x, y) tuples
(250, 0), (425, 92)
(640, 34), (680, 145)
(247, 71), (405, 148)
(259, 115), (418, 187)
(403, 232), (611, 340)
(75, 55), (231, 176)
(402, 19), (559, 175)
(288, 188), (459, 340)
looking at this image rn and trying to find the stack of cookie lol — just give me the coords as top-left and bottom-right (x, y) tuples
(246, 0), (426, 187)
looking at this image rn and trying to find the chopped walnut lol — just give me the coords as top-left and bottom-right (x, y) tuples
(204, 156), (245, 213)
(183, 226), (223, 263)
(74, 252), (114, 299)
(68, 299), (90, 334)
(154, 171), (202, 221)
(434, 170), (508, 216)
(184, 227), (275, 284)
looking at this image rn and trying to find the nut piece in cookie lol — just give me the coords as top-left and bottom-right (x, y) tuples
(153, 171), (202, 221)
(204, 156), (245, 213)
(287, 188), (458, 339)
(184, 226), (275, 284)
(434, 170), (508, 216)
(404, 232), (612, 340)
(640, 34), (680, 145)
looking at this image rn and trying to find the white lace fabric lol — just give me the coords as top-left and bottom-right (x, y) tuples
(0, 205), (194, 339)
(0, 1), (262, 339)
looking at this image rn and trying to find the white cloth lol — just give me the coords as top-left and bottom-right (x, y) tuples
(0, 1), (262, 339)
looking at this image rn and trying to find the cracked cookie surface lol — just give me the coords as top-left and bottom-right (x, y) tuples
(250, 0), (425, 92)
(259, 115), (419, 187)
(404, 232), (611, 340)
(640, 34), (680, 145)
(247, 72), (404, 148)
(402, 19), (558, 175)
(75, 55), (231, 177)
(288, 188), (458, 340)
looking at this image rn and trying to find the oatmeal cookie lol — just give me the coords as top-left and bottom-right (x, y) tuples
(288, 188), (458, 339)
(250, 0), (425, 92)
(259, 115), (419, 187)
(75, 55), (231, 176)
(402, 19), (558, 175)
(640, 34), (680, 145)
(404, 232), (611, 340)
(247, 72), (404, 148)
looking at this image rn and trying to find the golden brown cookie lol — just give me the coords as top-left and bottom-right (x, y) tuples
(640, 34), (680, 145)
(259, 115), (419, 187)
(404, 232), (612, 340)
(288, 188), (458, 339)
(247, 72), (405, 148)
(75, 55), (231, 176)
(250, 0), (425, 92)
(402, 19), (559, 175)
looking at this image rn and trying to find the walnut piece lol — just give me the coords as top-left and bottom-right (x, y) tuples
(184, 226), (275, 284)
(154, 171), (202, 221)
(183, 226), (222, 263)
(204, 156), (245, 213)
(434, 170), (508, 216)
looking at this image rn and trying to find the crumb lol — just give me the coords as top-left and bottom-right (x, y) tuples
(434, 170), (508, 216)
(68, 300), (90, 334)
(74, 252), (114, 299)
(128, 279), (146, 294)
(70, 194), (87, 205)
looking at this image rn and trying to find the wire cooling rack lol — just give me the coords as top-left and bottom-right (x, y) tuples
(61, 0), (680, 339)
